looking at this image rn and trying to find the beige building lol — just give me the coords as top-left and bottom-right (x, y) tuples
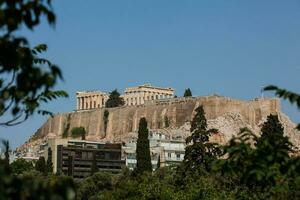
(124, 84), (174, 106)
(76, 91), (108, 110)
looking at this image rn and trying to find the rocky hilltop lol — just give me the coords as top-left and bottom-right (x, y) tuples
(18, 96), (300, 154)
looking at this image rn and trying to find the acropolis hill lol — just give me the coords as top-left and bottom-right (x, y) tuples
(19, 94), (300, 154)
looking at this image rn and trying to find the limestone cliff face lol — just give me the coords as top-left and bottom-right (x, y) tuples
(31, 96), (279, 139)
(20, 96), (300, 153)
(18, 96), (300, 158)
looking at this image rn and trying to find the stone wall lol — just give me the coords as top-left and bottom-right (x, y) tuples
(31, 96), (281, 142)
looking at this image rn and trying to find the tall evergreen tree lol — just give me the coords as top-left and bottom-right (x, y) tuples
(156, 155), (161, 169)
(184, 105), (220, 172)
(103, 110), (109, 134)
(183, 88), (192, 97)
(136, 117), (152, 174)
(35, 157), (46, 175)
(219, 115), (294, 188)
(105, 89), (125, 108)
(46, 148), (53, 173)
(256, 114), (292, 166)
(91, 153), (99, 175)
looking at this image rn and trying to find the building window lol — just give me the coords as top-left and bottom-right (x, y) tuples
(176, 154), (181, 160)
(168, 153), (171, 158)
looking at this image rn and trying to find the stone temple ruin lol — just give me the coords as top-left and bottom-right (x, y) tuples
(76, 84), (174, 110)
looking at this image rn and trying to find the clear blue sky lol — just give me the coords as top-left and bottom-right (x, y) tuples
(1, 0), (300, 149)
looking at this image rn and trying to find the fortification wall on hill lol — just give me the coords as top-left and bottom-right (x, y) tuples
(31, 96), (280, 142)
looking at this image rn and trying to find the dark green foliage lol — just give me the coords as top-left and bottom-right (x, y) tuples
(256, 115), (292, 165)
(183, 88), (192, 97)
(105, 89), (125, 108)
(103, 110), (109, 134)
(0, 168), (76, 200)
(0, 0), (75, 198)
(0, 140), (75, 199)
(35, 156), (46, 175)
(71, 126), (86, 139)
(47, 148), (53, 173)
(164, 116), (170, 128)
(10, 158), (34, 175)
(76, 172), (114, 200)
(91, 153), (99, 175)
(100, 167), (246, 200)
(184, 105), (221, 172)
(0, 0), (68, 126)
(216, 116), (298, 198)
(264, 85), (300, 129)
(136, 117), (152, 174)
(157, 155), (161, 169)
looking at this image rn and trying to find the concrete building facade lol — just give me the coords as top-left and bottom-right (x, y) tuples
(76, 91), (108, 110)
(42, 138), (125, 177)
(57, 142), (125, 178)
(124, 84), (174, 106)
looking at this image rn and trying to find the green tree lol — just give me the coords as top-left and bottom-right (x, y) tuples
(0, 1), (75, 199)
(35, 156), (46, 175)
(10, 158), (33, 174)
(91, 153), (99, 175)
(256, 114), (291, 155)
(156, 155), (160, 169)
(46, 148), (53, 173)
(136, 117), (152, 174)
(71, 126), (86, 139)
(183, 88), (192, 97)
(77, 172), (114, 200)
(0, 0), (68, 126)
(105, 89), (125, 108)
(254, 115), (293, 186)
(184, 105), (220, 172)
(217, 117), (294, 194)
(103, 110), (109, 134)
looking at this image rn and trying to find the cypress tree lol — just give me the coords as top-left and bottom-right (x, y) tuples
(184, 105), (220, 172)
(105, 89), (125, 108)
(184, 88), (192, 97)
(156, 155), (160, 169)
(91, 152), (99, 175)
(46, 148), (53, 173)
(256, 114), (292, 164)
(261, 114), (284, 138)
(136, 117), (152, 174)
(35, 157), (46, 175)
(103, 110), (109, 134)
